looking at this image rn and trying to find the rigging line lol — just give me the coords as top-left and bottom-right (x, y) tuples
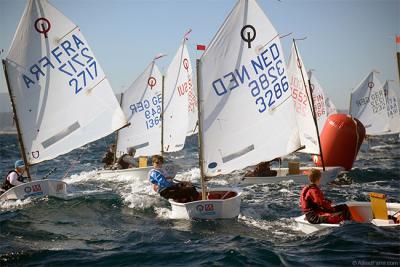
(62, 146), (87, 179)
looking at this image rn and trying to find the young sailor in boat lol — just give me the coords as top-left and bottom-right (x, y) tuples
(300, 169), (352, 224)
(112, 147), (138, 170)
(102, 144), (116, 169)
(149, 155), (198, 202)
(245, 158), (280, 177)
(1, 160), (27, 193)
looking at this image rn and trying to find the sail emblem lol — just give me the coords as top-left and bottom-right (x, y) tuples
(183, 58), (189, 72)
(240, 25), (256, 48)
(31, 151), (40, 159)
(34, 18), (51, 38)
(147, 77), (157, 89)
(208, 162), (217, 169)
(368, 82), (374, 89)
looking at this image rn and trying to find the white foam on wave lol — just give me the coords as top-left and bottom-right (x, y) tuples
(62, 170), (99, 184)
(154, 206), (172, 219)
(118, 176), (162, 209)
(370, 144), (397, 151)
(238, 214), (299, 240)
(0, 197), (32, 211)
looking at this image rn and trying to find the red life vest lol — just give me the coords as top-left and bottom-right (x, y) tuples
(300, 184), (321, 212)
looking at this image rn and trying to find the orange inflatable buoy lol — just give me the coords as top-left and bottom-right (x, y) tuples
(313, 114), (365, 171)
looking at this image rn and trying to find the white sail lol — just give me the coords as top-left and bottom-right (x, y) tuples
(199, 0), (301, 176)
(287, 44), (319, 154)
(326, 97), (337, 116)
(349, 72), (389, 135)
(4, 0), (127, 164)
(163, 42), (192, 152)
(383, 81), (400, 134)
(116, 61), (163, 157)
(187, 73), (198, 136)
(308, 71), (330, 132)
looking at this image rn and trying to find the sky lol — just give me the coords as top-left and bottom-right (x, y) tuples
(0, 0), (399, 110)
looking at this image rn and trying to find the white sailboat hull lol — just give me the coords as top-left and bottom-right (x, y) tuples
(169, 187), (242, 220)
(295, 201), (400, 234)
(96, 166), (152, 180)
(240, 166), (344, 185)
(0, 179), (68, 201)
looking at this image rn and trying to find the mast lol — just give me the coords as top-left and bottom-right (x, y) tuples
(2, 60), (32, 181)
(397, 52), (400, 85)
(293, 40), (326, 171)
(113, 92), (124, 163)
(161, 75), (165, 156)
(196, 59), (206, 200)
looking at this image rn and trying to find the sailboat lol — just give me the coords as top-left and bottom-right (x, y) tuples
(98, 31), (195, 180)
(349, 71), (390, 136)
(295, 200), (400, 234)
(241, 41), (343, 185)
(308, 70), (337, 132)
(96, 56), (164, 179)
(169, 0), (311, 219)
(1, 0), (127, 201)
(383, 80), (400, 134)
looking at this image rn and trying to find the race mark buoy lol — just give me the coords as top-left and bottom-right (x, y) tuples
(313, 114), (365, 171)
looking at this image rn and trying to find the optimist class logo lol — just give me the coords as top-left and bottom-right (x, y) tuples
(148, 77), (157, 89)
(35, 18), (51, 38)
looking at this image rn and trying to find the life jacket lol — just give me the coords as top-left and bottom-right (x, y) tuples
(2, 170), (23, 191)
(102, 151), (114, 165)
(148, 169), (172, 193)
(116, 154), (130, 169)
(299, 184), (321, 212)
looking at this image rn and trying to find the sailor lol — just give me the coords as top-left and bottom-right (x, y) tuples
(148, 155), (198, 202)
(299, 169), (352, 224)
(102, 144), (116, 169)
(245, 158), (280, 177)
(113, 147), (138, 170)
(1, 160), (26, 193)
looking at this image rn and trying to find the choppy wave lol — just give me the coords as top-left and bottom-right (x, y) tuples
(0, 134), (399, 266)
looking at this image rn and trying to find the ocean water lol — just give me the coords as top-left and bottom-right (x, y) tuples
(0, 134), (399, 267)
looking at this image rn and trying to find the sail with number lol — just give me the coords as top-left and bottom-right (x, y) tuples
(383, 81), (400, 134)
(326, 97), (337, 116)
(287, 43), (319, 154)
(3, 0), (127, 165)
(116, 60), (163, 157)
(307, 71), (337, 132)
(199, 0), (300, 176)
(163, 40), (192, 152)
(349, 72), (389, 135)
(187, 73), (198, 136)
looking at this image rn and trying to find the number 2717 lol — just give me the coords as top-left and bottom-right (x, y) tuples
(69, 61), (98, 94)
